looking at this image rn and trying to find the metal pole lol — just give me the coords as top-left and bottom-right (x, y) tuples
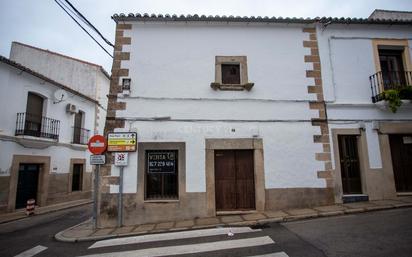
(93, 164), (99, 229)
(117, 166), (124, 227)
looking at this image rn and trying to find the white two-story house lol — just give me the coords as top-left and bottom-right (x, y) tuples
(99, 13), (333, 227)
(99, 10), (412, 228)
(9, 42), (110, 135)
(0, 48), (106, 212)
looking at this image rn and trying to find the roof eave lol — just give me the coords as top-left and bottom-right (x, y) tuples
(111, 14), (412, 26)
(0, 55), (99, 105)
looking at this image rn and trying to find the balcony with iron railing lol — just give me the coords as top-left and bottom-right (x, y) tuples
(15, 112), (60, 140)
(369, 71), (412, 103)
(72, 126), (90, 145)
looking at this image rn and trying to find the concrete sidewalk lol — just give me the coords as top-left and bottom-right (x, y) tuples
(55, 196), (412, 242)
(0, 199), (92, 224)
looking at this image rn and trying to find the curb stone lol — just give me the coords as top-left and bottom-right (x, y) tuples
(0, 200), (92, 224)
(54, 203), (412, 243)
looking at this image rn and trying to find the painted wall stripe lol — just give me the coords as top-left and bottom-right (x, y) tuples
(89, 227), (261, 249)
(14, 245), (48, 257)
(81, 236), (274, 257)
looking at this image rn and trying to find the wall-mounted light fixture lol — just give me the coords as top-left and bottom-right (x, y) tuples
(122, 78), (131, 91)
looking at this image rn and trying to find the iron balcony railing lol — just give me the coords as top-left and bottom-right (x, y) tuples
(15, 112), (60, 140)
(72, 126), (90, 145)
(369, 70), (412, 103)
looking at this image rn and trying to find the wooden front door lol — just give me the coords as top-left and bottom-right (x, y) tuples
(15, 164), (40, 209)
(338, 135), (362, 194)
(214, 150), (255, 211)
(389, 134), (412, 192)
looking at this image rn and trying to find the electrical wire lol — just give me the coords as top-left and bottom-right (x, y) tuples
(54, 0), (113, 58)
(63, 0), (115, 47)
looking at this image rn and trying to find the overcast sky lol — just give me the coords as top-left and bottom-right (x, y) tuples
(1, 0), (411, 72)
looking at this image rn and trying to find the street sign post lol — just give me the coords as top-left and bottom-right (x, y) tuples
(87, 135), (107, 229)
(114, 152), (128, 227)
(107, 132), (137, 152)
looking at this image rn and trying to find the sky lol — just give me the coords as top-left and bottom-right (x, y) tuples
(0, 0), (411, 72)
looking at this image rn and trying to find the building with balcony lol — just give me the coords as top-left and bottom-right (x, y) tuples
(0, 54), (101, 212)
(9, 42), (110, 135)
(317, 9), (412, 203)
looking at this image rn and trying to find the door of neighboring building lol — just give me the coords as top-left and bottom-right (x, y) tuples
(338, 135), (362, 194)
(214, 150), (255, 211)
(389, 134), (412, 192)
(25, 92), (43, 137)
(15, 164), (40, 209)
(71, 163), (83, 191)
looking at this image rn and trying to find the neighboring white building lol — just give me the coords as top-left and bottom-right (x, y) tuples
(0, 55), (99, 212)
(9, 42), (110, 135)
(98, 11), (412, 228)
(316, 10), (412, 203)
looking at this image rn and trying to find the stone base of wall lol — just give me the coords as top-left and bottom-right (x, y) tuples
(47, 191), (92, 206)
(98, 192), (208, 228)
(0, 171), (92, 213)
(98, 188), (335, 227)
(0, 176), (10, 212)
(46, 172), (92, 205)
(265, 188), (334, 210)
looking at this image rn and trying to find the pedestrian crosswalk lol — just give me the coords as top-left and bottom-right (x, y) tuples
(79, 227), (290, 257)
(89, 227), (261, 249)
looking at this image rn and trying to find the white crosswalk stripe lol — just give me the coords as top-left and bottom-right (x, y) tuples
(89, 227), (261, 249)
(81, 226), (291, 257)
(14, 245), (48, 257)
(79, 236), (275, 257)
(247, 252), (289, 257)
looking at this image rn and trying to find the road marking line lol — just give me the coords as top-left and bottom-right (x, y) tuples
(14, 245), (48, 257)
(80, 236), (274, 257)
(89, 227), (261, 249)
(247, 252), (290, 257)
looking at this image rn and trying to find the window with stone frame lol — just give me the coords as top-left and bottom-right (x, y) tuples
(145, 150), (178, 200)
(211, 56), (254, 91)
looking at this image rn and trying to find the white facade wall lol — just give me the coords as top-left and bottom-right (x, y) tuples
(317, 24), (412, 170)
(0, 62), (95, 176)
(114, 22), (326, 194)
(9, 42), (110, 135)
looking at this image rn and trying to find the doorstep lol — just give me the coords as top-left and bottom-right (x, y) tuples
(55, 196), (412, 243)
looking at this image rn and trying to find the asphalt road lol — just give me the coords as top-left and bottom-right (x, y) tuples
(0, 204), (93, 257)
(283, 207), (412, 257)
(0, 205), (411, 257)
